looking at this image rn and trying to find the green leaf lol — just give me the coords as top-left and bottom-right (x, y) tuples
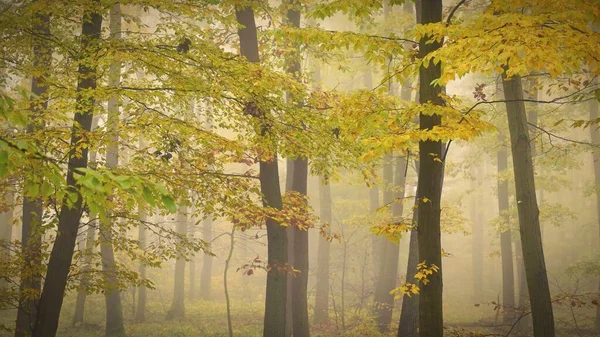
(142, 186), (156, 207)
(161, 195), (177, 213)
(0, 151), (7, 164)
(41, 181), (53, 197)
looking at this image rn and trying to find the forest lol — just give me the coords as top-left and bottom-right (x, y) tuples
(0, 0), (599, 336)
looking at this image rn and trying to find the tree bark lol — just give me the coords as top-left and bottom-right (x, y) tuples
(200, 216), (213, 300)
(135, 211), (148, 322)
(15, 9), (50, 337)
(417, 1), (444, 336)
(291, 156), (309, 337)
(32, 7), (102, 337)
(285, 158), (294, 336)
(314, 176), (331, 324)
(236, 6), (287, 336)
(398, 178), (419, 337)
(167, 207), (187, 319)
(502, 73), (554, 337)
(100, 4), (126, 335)
(497, 133), (515, 323)
(589, 91), (600, 332)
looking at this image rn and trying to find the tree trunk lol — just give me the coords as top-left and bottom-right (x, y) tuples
(236, 6), (287, 336)
(291, 157), (309, 337)
(375, 155), (406, 332)
(470, 166), (484, 304)
(285, 158), (294, 336)
(72, 117), (100, 327)
(398, 179), (419, 337)
(167, 208), (187, 319)
(200, 216), (213, 300)
(497, 133), (515, 323)
(100, 4), (126, 335)
(314, 176), (331, 324)
(417, 1), (444, 336)
(32, 7), (102, 337)
(135, 211), (148, 322)
(15, 10), (50, 337)
(502, 73), (554, 337)
(72, 225), (96, 326)
(589, 91), (600, 332)
(0, 192), (13, 289)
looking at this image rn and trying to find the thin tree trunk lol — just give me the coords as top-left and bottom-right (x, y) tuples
(224, 226), (236, 337)
(236, 6), (287, 337)
(471, 165), (484, 304)
(15, 10), (50, 337)
(135, 211), (147, 322)
(398, 179), (419, 337)
(375, 155), (406, 332)
(100, 4), (125, 335)
(291, 156), (309, 337)
(497, 133), (515, 323)
(285, 158), (294, 336)
(32, 7), (102, 337)
(589, 91), (600, 332)
(417, 1), (444, 336)
(72, 117), (100, 326)
(200, 216), (213, 300)
(72, 224), (96, 326)
(502, 73), (555, 337)
(314, 176), (331, 324)
(0, 192), (13, 289)
(167, 207), (187, 319)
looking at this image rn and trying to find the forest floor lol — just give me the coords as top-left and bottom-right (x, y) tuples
(1, 294), (599, 336)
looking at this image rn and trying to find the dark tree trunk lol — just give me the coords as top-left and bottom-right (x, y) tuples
(285, 158), (294, 336)
(15, 10), (50, 337)
(32, 7), (102, 337)
(589, 90), (600, 332)
(417, 1), (444, 336)
(200, 216), (213, 300)
(291, 157), (309, 337)
(502, 73), (554, 337)
(398, 180), (419, 337)
(314, 176), (331, 324)
(497, 133), (515, 323)
(135, 212), (147, 322)
(236, 6), (287, 336)
(167, 208), (187, 319)
(101, 4), (126, 335)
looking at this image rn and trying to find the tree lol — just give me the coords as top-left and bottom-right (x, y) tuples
(135, 210), (148, 322)
(32, 6), (102, 337)
(100, 4), (125, 334)
(314, 175), (331, 324)
(590, 87), (600, 332)
(235, 5), (288, 336)
(14, 6), (49, 336)
(374, 155), (406, 332)
(398, 176), (419, 337)
(167, 207), (188, 319)
(502, 73), (554, 336)
(497, 131), (515, 323)
(200, 216), (213, 301)
(416, 1), (444, 337)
